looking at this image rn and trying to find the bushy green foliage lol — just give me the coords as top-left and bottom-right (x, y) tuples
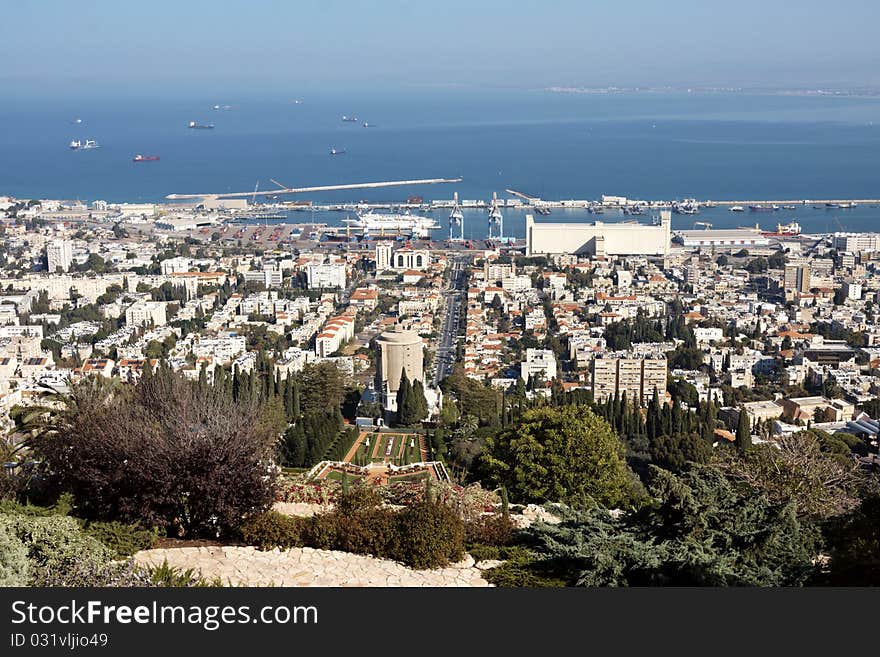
(480, 405), (634, 508)
(500, 465), (819, 586)
(81, 521), (160, 558)
(243, 488), (467, 570)
(821, 495), (880, 585)
(239, 511), (304, 550)
(146, 561), (223, 587)
(394, 500), (465, 569)
(649, 433), (712, 473)
(0, 523), (29, 586)
(0, 514), (112, 585)
(464, 514), (516, 547)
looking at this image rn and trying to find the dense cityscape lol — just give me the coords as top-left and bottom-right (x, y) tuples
(0, 189), (878, 588)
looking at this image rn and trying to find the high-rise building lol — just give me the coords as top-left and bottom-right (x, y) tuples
(592, 352), (667, 405)
(46, 240), (73, 273)
(783, 263), (811, 297)
(375, 242), (393, 272)
(375, 326), (423, 412)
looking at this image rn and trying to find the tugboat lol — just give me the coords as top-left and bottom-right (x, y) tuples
(133, 154), (160, 162)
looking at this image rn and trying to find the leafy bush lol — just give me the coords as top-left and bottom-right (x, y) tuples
(244, 489), (467, 570)
(336, 507), (400, 556)
(0, 513), (114, 586)
(146, 561), (223, 587)
(483, 547), (568, 588)
(30, 558), (153, 587)
(0, 524), (29, 586)
(0, 514), (111, 575)
(393, 500), (465, 569)
(82, 521), (160, 558)
(335, 485), (383, 515)
(465, 514), (516, 547)
(33, 368), (279, 538)
(240, 511), (304, 550)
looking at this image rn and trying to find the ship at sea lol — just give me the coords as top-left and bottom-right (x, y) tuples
(341, 115), (358, 122)
(188, 121), (215, 129)
(330, 148), (346, 155)
(70, 139), (99, 150)
(133, 154), (160, 162)
(761, 221), (802, 237)
(343, 212), (441, 239)
(672, 198), (699, 215)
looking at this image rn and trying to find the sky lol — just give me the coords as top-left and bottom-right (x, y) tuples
(2, 0), (879, 95)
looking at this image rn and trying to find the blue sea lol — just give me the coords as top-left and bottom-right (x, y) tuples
(2, 88), (880, 238)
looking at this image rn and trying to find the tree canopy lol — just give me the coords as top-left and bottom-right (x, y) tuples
(479, 405), (634, 508)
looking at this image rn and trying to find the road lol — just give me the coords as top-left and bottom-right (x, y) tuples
(431, 255), (468, 387)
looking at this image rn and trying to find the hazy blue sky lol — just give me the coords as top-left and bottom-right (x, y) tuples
(2, 0), (879, 94)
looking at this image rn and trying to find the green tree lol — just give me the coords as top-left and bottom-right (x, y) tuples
(735, 407), (752, 452)
(479, 405), (634, 508)
(490, 465), (818, 587)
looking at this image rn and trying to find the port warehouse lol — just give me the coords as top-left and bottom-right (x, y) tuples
(526, 213), (776, 256)
(525, 212), (672, 257)
(673, 227), (770, 248)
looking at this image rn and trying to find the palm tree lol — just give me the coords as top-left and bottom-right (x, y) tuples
(7, 376), (121, 459)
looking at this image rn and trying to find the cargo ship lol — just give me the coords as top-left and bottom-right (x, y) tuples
(133, 154), (160, 162)
(70, 139), (99, 150)
(761, 221), (802, 237)
(343, 212), (441, 239)
(188, 121), (215, 129)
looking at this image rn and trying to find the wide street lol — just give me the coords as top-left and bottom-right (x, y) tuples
(431, 255), (468, 387)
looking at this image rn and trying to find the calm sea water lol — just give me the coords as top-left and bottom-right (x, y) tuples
(2, 89), (880, 237)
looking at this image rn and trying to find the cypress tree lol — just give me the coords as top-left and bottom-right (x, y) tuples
(736, 407), (752, 452)
(396, 369), (412, 425)
(197, 361), (208, 395)
(411, 379), (428, 423)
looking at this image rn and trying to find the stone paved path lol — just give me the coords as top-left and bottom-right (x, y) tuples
(134, 546), (490, 587)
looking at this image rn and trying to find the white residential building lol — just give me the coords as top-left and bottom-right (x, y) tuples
(46, 240), (73, 273)
(375, 242), (393, 272)
(125, 301), (167, 327)
(306, 263), (346, 289)
(520, 348), (558, 382)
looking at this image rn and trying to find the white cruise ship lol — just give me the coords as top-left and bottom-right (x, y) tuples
(344, 212), (441, 238)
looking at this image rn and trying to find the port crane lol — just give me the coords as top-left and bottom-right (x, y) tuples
(449, 192), (464, 241)
(488, 192), (504, 239)
(166, 177), (463, 201)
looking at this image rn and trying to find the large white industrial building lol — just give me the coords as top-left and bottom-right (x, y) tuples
(674, 227), (770, 249)
(526, 211), (671, 257)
